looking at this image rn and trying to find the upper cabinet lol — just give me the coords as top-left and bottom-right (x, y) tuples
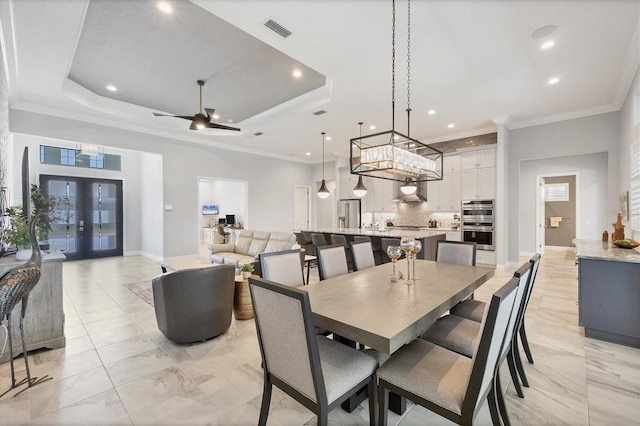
(340, 168), (393, 212)
(460, 147), (496, 200)
(427, 154), (461, 211)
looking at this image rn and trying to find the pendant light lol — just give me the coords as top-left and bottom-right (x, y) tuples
(352, 122), (368, 197)
(400, 177), (417, 195)
(317, 132), (330, 199)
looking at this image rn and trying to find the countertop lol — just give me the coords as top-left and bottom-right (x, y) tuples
(0, 251), (66, 267)
(301, 227), (448, 238)
(575, 239), (640, 264)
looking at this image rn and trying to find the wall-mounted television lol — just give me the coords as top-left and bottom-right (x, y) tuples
(202, 204), (219, 215)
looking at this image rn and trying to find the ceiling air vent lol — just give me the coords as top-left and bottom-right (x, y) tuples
(313, 110), (327, 116)
(254, 132), (264, 136)
(264, 19), (292, 38)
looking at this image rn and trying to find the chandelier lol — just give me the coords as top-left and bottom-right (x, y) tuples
(350, 0), (443, 184)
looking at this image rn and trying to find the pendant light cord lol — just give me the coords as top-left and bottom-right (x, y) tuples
(321, 132), (326, 180)
(406, 0), (411, 137)
(391, 0), (396, 132)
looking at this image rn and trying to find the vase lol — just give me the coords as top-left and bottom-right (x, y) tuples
(241, 271), (251, 279)
(16, 248), (32, 261)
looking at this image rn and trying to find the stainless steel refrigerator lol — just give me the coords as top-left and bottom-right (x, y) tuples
(337, 199), (361, 229)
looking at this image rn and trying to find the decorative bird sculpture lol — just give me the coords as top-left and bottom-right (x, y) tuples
(0, 212), (52, 397)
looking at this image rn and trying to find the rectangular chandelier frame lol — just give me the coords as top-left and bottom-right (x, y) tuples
(350, 129), (444, 183)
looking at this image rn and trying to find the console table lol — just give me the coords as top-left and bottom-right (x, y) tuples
(0, 251), (66, 363)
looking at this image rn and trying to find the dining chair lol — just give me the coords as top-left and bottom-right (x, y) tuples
(311, 233), (328, 252)
(380, 238), (401, 264)
(450, 254), (542, 388)
(248, 276), (378, 426)
(316, 244), (349, 281)
(259, 249), (305, 287)
(377, 276), (520, 426)
(350, 241), (376, 271)
(420, 261), (532, 423)
(436, 240), (477, 266)
(330, 234), (353, 270)
(354, 236), (383, 264)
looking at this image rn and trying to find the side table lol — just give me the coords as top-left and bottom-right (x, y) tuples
(233, 275), (254, 320)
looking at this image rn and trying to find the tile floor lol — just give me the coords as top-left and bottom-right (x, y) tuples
(0, 250), (639, 425)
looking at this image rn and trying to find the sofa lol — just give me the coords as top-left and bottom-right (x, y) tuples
(208, 229), (297, 273)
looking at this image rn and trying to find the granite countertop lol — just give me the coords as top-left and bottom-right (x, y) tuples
(302, 227), (448, 238)
(575, 239), (640, 264)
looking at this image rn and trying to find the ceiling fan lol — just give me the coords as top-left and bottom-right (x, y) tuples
(153, 80), (241, 132)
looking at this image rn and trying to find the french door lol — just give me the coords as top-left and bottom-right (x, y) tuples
(40, 175), (123, 260)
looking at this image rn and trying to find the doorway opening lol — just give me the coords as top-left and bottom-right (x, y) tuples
(40, 174), (123, 260)
(294, 186), (311, 230)
(536, 173), (577, 254)
(197, 177), (248, 246)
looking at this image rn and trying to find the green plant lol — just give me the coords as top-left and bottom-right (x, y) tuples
(240, 263), (255, 273)
(1, 184), (71, 248)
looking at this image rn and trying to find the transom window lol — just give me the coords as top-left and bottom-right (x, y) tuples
(40, 145), (121, 171)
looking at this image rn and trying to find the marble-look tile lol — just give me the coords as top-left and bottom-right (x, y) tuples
(29, 348), (103, 382)
(30, 389), (129, 425)
(83, 314), (135, 335)
(89, 323), (146, 349)
(127, 388), (218, 425)
(0, 386), (29, 425)
(64, 324), (88, 340)
(104, 348), (176, 387)
(63, 335), (97, 357)
(96, 334), (158, 365)
(79, 306), (127, 324)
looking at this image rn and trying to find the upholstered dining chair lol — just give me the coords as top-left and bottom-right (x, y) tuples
(152, 264), (235, 343)
(436, 240), (477, 266)
(450, 254), (542, 391)
(248, 276), (378, 426)
(420, 262), (532, 423)
(354, 236), (383, 265)
(377, 276), (520, 426)
(330, 234), (353, 270)
(259, 249), (305, 287)
(316, 244), (349, 281)
(380, 238), (401, 264)
(350, 241), (376, 271)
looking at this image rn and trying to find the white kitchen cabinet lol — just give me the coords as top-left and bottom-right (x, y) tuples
(460, 147), (496, 200)
(373, 179), (394, 212)
(443, 155), (461, 173)
(427, 154), (461, 211)
(339, 167), (357, 199)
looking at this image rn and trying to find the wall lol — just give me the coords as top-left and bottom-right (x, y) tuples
(139, 151), (163, 259)
(544, 175), (576, 247)
(0, 46), (7, 190)
(508, 112), (619, 261)
(9, 110), (314, 257)
(619, 64), (640, 239)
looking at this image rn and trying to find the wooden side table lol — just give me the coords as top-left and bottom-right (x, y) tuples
(233, 275), (254, 320)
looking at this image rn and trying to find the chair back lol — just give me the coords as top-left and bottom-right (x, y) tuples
(351, 241), (376, 271)
(436, 241), (477, 266)
(316, 244), (349, 280)
(462, 276), (519, 416)
(249, 277), (327, 404)
(295, 232), (308, 247)
(259, 249), (304, 287)
(311, 233), (328, 248)
(500, 262), (532, 362)
(330, 234), (349, 249)
(521, 254), (541, 316)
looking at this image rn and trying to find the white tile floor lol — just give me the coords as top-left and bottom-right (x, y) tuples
(0, 250), (639, 425)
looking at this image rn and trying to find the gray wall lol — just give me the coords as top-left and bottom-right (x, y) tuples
(9, 110), (314, 258)
(508, 112), (619, 261)
(544, 175), (576, 247)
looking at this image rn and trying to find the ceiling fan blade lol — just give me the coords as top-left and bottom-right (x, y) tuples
(207, 122), (241, 131)
(189, 121), (198, 131)
(204, 108), (216, 117)
(153, 112), (197, 121)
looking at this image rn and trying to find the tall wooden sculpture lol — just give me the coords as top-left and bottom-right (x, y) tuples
(0, 212), (52, 397)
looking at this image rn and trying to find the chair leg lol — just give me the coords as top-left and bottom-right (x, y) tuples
(507, 350), (524, 398)
(512, 334), (529, 388)
(368, 376), (377, 426)
(495, 373), (512, 426)
(487, 384), (502, 426)
(519, 321), (534, 364)
(258, 378), (272, 426)
(378, 381), (389, 426)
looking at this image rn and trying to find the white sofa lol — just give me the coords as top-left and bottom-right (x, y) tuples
(208, 229), (296, 270)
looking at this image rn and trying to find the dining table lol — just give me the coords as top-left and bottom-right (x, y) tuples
(303, 258), (495, 413)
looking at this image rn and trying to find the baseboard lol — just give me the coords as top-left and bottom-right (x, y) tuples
(519, 251), (536, 258)
(544, 246), (575, 252)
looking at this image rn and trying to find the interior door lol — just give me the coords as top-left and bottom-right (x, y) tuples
(294, 186), (310, 230)
(40, 175), (123, 260)
(536, 176), (546, 255)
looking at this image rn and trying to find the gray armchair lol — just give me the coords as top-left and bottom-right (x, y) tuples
(152, 264), (235, 343)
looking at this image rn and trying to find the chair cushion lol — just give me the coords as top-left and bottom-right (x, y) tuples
(265, 232), (296, 253)
(377, 339), (472, 415)
(450, 299), (486, 323)
(213, 252), (254, 267)
(316, 336), (378, 404)
(248, 231), (270, 256)
(421, 315), (481, 358)
(235, 230), (255, 255)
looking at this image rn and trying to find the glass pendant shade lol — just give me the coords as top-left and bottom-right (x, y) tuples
(400, 177), (417, 195)
(317, 179), (330, 199)
(352, 175), (368, 197)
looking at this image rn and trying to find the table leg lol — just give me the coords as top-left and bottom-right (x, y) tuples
(306, 260), (311, 285)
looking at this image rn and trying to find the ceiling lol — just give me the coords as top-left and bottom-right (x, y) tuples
(1, 0), (638, 163)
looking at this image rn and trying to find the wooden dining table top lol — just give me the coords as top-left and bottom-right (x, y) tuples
(303, 259), (494, 354)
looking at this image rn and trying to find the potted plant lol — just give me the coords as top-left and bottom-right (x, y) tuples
(1, 184), (70, 260)
(240, 263), (254, 279)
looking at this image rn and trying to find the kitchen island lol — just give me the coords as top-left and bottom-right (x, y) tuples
(575, 239), (640, 347)
(300, 228), (447, 260)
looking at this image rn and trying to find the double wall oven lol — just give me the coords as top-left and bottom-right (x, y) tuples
(461, 199), (494, 251)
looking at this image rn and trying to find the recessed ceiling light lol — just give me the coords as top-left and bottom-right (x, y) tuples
(428, 110), (435, 115)
(105, 84), (117, 92)
(292, 69), (302, 78)
(448, 123), (455, 128)
(369, 125), (376, 130)
(157, 1), (173, 14)
(326, 136), (332, 141)
(548, 77), (560, 85)
(306, 152), (311, 156)
(227, 119), (234, 123)
(541, 40), (555, 50)
(212, 114), (219, 119)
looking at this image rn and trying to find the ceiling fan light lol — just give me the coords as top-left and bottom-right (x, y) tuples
(400, 177), (417, 195)
(353, 175), (367, 197)
(317, 179), (330, 199)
